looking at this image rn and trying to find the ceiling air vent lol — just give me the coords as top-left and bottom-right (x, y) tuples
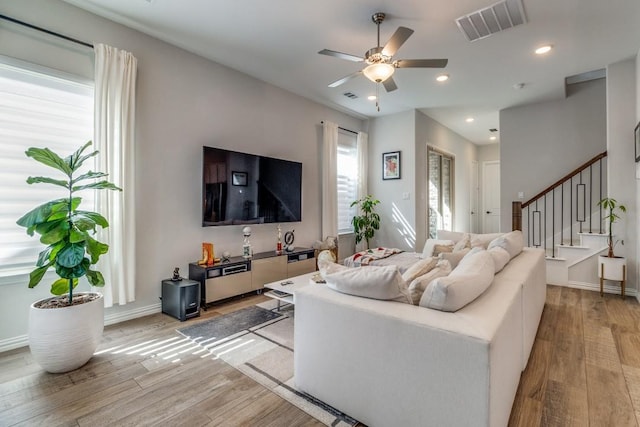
(343, 92), (358, 99)
(456, 0), (527, 42)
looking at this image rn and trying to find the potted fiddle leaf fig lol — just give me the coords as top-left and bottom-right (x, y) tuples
(350, 195), (381, 250)
(16, 141), (122, 373)
(596, 197), (627, 297)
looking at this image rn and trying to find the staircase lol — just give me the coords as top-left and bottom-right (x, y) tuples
(512, 151), (630, 295)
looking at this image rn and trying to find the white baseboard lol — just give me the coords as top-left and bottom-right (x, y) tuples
(0, 303), (163, 354)
(0, 335), (28, 353)
(566, 280), (637, 296)
(103, 303), (162, 326)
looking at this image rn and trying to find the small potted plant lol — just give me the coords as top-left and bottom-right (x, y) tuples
(596, 197), (627, 296)
(16, 141), (121, 372)
(350, 195), (381, 250)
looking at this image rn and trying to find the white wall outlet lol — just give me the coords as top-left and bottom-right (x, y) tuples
(517, 191), (524, 199)
(402, 192), (410, 200)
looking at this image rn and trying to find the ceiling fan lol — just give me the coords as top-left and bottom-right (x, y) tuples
(319, 12), (448, 93)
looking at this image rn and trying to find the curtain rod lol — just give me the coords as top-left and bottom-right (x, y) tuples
(320, 121), (358, 135)
(0, 14), (94, 49)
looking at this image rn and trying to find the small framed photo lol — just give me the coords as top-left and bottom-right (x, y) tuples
(635, 122), (640, 163)
(382, 151), (401, 180)
(232, 171), (248, 186)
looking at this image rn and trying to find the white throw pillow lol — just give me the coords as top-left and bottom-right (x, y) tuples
(420, 249), (495, 311)
(402, 257), (439, 284)
(488, 230), (524, 259)
(453, 233), (471, 252)
(470, 232), (504, 249)
(421, 239), (454, 258)
(323, 265), (411, 304)
(407, 259), (452, 305)
(487, 246), (510, 273)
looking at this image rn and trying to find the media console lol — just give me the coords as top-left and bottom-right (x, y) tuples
(188, 247), (315, 307)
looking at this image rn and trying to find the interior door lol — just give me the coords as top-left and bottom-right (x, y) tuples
(482, 161), (501, 233)
(470, 160), (479, 233)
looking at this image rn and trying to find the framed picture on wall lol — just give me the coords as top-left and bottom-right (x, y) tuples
(635, 121), (640, 163)
(232, 171), (248, 186)
(382, 151), (401, 180)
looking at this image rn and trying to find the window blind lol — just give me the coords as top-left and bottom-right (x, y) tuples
(337, 131), (358, 234)
(0, 57), (94, 278)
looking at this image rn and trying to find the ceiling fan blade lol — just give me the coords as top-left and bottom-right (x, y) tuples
(328, 71), (362, 88)
(382, 76), (398, 92)
(318, 49), (364, 62)
(382, 27), (414, 57)
(394, 59), (449, 68)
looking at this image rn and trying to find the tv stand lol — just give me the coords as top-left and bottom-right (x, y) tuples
(188, 247), (315, 307)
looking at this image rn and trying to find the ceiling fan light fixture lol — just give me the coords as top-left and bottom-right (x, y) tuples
(363, 63), (395, 83)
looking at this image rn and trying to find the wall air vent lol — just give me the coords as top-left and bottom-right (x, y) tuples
(343, 92), (358, 99)
(456, 0), (527, 42)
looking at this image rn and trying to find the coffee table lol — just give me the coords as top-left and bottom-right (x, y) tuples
(263, 271), (320, 311)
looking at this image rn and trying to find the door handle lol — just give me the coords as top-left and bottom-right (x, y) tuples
(486, 211), (491, 214)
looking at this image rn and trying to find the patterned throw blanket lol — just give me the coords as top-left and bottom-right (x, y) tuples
(344, 247), (404, 267)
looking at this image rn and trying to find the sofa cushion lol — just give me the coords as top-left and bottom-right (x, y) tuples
(436, 230), (466, 242)
(402, 257), (438, 284)
(420, 249), (495, 311)
(321, 263), (411, 304)
(488, 246), (510, 273)
(421, 239), (454, 258)
(439, 248), (471, 269)
(470, 232), (504, 249)
(408, 259), (452, 305)
(488, 230), (524, 259)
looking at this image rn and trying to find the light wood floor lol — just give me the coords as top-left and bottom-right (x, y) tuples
(1, 286), (640, 426)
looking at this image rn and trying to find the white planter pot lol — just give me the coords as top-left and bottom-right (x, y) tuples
(598, 255), (626, 281)
(28, 292), (104, 373)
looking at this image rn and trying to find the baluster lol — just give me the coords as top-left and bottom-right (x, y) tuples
(552, 187), (555, 257)
(561, 183), (564, 246)
(599, 158), (603, 234)
(589, 164), (593, 233)
(544, 194), (547, 254)
(570, 176), (573, 246)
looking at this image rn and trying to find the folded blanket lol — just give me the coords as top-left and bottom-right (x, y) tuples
(344, 247), (404, 267)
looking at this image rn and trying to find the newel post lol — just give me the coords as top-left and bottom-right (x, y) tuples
(512, 201), (522, 231)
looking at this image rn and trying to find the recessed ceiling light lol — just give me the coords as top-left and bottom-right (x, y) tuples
(436, 74), (449, 82)
(535, 45), (553, 55)
(367, 95), (377, 101)
(489, 136), (497, 141)
(465, 117), (474, 123)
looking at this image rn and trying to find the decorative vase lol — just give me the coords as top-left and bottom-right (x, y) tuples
(28, 292), (104, 373)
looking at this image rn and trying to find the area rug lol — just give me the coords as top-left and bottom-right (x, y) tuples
(177, 305), (282, 341)
(176, 300), (360, 426)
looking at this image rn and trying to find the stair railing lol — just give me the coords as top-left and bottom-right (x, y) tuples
(512, 151), (607, 257)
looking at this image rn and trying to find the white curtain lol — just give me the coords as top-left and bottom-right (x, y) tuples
(94, 43), (137, 307)
(322, 121), (339, 239)
(355, 131), (369, 252)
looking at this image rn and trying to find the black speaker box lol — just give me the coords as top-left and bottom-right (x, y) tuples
(161, 279), (201, 321)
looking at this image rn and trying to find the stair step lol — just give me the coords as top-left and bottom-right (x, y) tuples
(546, 256), (567, 262)
(578, 232), (607, 237)
(557, 244), (590, 250)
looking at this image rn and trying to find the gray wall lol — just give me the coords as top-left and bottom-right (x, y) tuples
(0, 0), (364, 345)
(500, 78), (607, 231)
(607, 57), (637, 292)
(367, 109), (477, 253)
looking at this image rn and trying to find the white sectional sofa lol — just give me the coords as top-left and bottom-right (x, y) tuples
(294, 247), (546, 427)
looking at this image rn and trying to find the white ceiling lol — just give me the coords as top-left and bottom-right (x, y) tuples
(63, 0), (640, 145)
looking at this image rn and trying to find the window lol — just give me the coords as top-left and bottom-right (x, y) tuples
(337, 130), (358, 234)
(0, 57), (94, 280)
(427, 147), (455, 239)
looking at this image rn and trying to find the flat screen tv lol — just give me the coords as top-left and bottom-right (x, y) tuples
(202, 146), (302, 226)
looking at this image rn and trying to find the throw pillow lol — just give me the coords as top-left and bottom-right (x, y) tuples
(433, 244), (454, 257)
(420, 249), (495, 311)
(407, 259), (452, 305)
(402, 257), (439, 284)
(323, 264), (411, 304)
(453, 233), (471, 252)
(487, 246), (510, 273)
(439, 248), (471, 269)
(421, 239), (454, 258)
